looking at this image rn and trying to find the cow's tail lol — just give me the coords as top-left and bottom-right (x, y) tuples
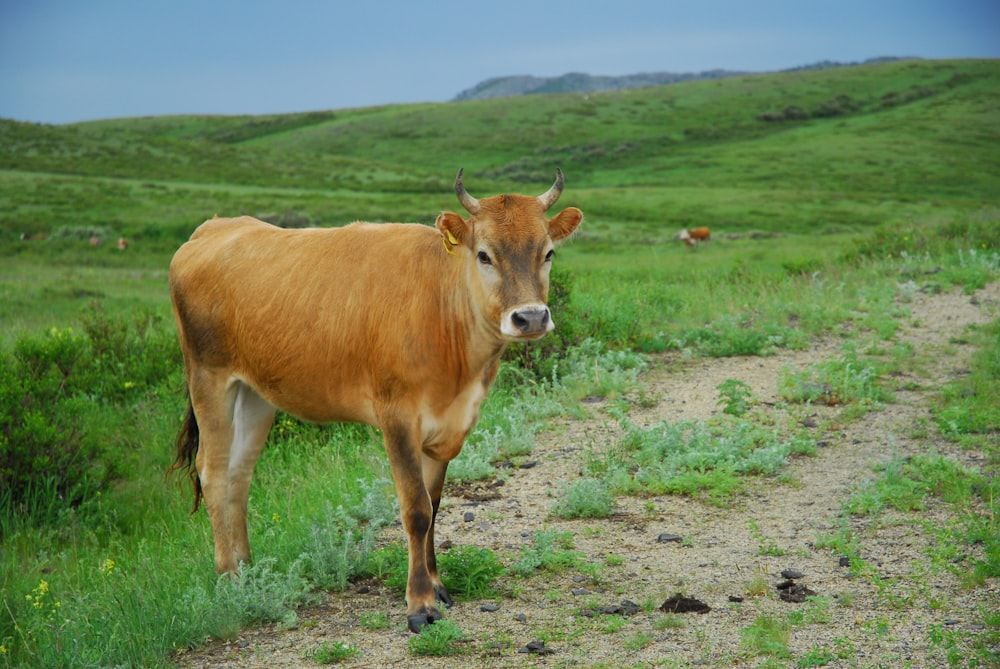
(170, 400), (203, 513)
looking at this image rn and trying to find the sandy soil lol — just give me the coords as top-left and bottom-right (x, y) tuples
(176, 281), (999, 669)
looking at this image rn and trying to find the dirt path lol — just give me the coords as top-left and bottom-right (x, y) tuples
(177, 282), (999, 668)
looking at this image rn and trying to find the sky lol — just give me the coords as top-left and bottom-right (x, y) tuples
(1, 0), (997, 125)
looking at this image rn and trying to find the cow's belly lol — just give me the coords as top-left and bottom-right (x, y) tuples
(236, 370), (379, 427)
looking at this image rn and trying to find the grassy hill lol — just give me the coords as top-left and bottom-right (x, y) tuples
(1, 58), (997, 246)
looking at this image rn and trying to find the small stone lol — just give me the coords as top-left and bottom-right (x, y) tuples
(839, 556), (851, 567)
(480, 604), (501, 612)
(728, 595), (744, 603)
(463, 511), (475, 522)
(780, 568), (804, 580)
(515, 613), (527, 622)
(571, 588), (590, 596)
(656, 533), (683, 543)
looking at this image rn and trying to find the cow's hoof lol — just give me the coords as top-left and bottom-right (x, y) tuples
(407, 607), (443, 634)
(435, 585), (455, 608)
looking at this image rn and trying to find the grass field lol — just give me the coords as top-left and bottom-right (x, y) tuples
(0, 58), (998, 668)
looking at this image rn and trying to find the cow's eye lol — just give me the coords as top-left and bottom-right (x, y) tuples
(545, 249), (555, 262)
(477, 251), (492, 265)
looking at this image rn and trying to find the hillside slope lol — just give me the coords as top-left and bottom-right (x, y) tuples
(1, 59), (997, 242)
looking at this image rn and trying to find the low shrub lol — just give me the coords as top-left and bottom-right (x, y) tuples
(553, 478), (615, 519)
(0, 306), (180, 523)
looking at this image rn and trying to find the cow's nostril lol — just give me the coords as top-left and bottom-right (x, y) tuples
(511, 307), (550, 334)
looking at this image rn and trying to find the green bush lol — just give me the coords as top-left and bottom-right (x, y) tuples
(843, 214), (1000, 264)
(0, 328), (119, 514)
(438, 546), (504, 600)
(553, 478), (615, 519)
(0, 307), (180, 522)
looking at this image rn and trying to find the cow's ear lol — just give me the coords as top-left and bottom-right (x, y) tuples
(548, 207), (583, 242)
(436, 212), (471, 250)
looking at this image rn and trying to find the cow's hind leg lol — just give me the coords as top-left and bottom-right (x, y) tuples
(191, 374), (274, 574)
(227, 382), (276, 566)
(422, 455), (453, 608)
(382, 420), (441, 633)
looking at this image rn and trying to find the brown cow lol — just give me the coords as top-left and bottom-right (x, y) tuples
(677, 226), (711, 247)
(169, 169), (582, 633)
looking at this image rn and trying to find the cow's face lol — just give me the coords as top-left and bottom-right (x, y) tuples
(436, 170), (582, 341)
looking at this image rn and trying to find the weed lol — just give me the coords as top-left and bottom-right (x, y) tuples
(779, 351), (891, 410)
(748, 520), (786, 557)
(717, 378), (755, 416)
(553, 478), (615, 519)
(359, 612), (391, 630)
(509, 530), (585, 577)
(802, 596), (834, 624)
(593, 417), (813, 503)
(600, 617), (627, 634)
(407, 620), (467, 657)
(623, 631), (655, 650)
(797, 646), (836, 667)
(655, 614), (686, 630)
(306, 640), (360, 664)
(740, 614), (791, 658)
(214, 557), (319, 629)
(438, 546), (504, 600)
(745, 575), (770, 598)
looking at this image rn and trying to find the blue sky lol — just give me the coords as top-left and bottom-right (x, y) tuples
(1, 0), (997, 125)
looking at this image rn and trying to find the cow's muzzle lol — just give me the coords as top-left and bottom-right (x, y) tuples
(502, 305), (553, 339)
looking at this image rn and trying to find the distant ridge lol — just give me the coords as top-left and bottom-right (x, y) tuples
(452, 57), (919, 101)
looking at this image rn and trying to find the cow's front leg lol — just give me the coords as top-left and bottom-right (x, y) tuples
(382, 421), (441, 633)
(422, 455), (453, 608)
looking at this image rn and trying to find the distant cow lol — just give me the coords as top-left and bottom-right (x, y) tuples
(677, 227), (711, 247)
(169, 169), (582, 633)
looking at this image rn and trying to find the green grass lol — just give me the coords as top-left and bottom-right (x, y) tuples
(934, 319), (1000, 443)
(741, 614), (791, 658)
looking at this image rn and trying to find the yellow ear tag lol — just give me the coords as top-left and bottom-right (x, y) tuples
(443, 229), (459, 255)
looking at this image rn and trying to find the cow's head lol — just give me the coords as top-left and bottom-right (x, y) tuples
(436, 169), (582, 341)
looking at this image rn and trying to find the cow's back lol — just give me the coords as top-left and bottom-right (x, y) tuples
(169, 216), (464, 423)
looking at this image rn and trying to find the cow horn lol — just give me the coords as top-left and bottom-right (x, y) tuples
(537, 168), (564, 211)
(454, 168), (480, 214)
